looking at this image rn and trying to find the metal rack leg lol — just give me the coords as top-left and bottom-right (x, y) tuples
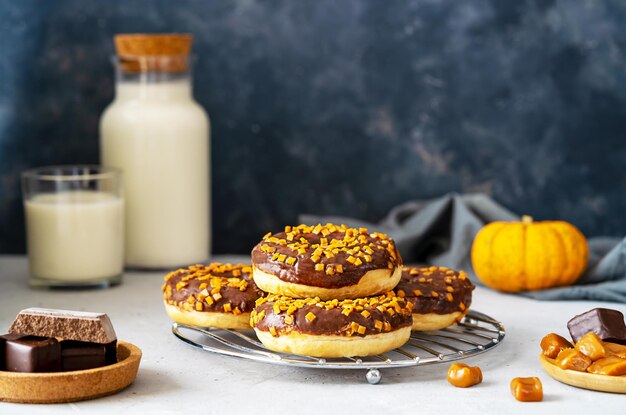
(366, 369), (381, 384)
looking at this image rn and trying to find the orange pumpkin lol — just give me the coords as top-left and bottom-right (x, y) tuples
(471, 216), (588, 292)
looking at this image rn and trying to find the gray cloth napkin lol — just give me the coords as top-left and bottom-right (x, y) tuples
(300, 193), (626, 304)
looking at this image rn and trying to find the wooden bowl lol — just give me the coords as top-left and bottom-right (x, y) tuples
(0, 340), (141, 404)
(540, 353), (626, 394)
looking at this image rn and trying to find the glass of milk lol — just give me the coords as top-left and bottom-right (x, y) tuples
(22, 166), (124, 288)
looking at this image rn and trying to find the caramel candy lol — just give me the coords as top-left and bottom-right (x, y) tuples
(605, 342), (626, 359)
(587, 356), (626, 376)
(575, 332), (606, 361)
(556, 348), (591, 372)
(540, 333), (573, 359)
(447, 363), (483, 388)
(510, 377), (543, 402)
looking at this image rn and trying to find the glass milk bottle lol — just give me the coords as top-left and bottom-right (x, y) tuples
(100, 34), (210, 268)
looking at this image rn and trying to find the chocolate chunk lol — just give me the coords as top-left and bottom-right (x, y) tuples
(3, 334), (62, 373)
(104, 340), (118, 365)
(0, 336), (5, 371)
(60, 340), (107, 371)
(9, 308), (117, 344)
(567, 308), (626, 345)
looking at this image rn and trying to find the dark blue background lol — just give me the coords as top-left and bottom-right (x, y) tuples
(1, 0), (625, 254)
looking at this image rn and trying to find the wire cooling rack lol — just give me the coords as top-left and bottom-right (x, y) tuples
(172, 310), (505, 384)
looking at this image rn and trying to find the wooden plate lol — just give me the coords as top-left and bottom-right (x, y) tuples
(0, 340), (141, 404)
(540, 353), (626, 394)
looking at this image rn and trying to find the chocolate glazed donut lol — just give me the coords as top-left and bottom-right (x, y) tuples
(251, 224), (402, 300)
(251, 292), (413, 357)
(395, 266), (475, 331)
(162, 263), (265, 330)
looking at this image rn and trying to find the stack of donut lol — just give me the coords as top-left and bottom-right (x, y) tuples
(162, 223), (475, 358)
(249, 223), (412, 357)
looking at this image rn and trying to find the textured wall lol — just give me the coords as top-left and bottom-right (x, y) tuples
(1, 0), (626, 254)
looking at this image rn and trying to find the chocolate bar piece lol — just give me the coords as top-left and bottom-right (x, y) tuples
(9, 308), (117, 344)
(60, 340), (107, 371)
(0, 335), (5, 371)
(2, 334), (61, 373)
(105, 340), (118, 365)
(567, 308), (626, 345)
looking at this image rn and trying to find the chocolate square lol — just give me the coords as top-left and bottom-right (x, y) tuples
(60, 340), (107, 371)
(0, 335), (6, 371)
(104, 340), (117, 365)
(3, 334), (61, 373)
(567, 308), (626, 345)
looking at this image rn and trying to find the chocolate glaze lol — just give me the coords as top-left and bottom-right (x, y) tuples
(251, 228), (401, 289)
(164, 264), (264, 313)
(253, 297), (412, 337)
(395, 266), (474, 315)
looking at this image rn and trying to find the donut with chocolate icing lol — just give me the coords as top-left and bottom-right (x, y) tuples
(395, 266), (474, 331)
(251, 292), (413, 357)
(162, 263), (264, 330)
(251, 224), (402, 300)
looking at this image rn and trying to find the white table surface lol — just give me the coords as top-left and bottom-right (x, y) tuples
(0, 255), (624, 414)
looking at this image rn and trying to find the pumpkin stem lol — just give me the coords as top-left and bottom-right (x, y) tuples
(521, 215), (533, 224)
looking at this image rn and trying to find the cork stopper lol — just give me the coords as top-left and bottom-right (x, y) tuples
(114, 33), (193, 73)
